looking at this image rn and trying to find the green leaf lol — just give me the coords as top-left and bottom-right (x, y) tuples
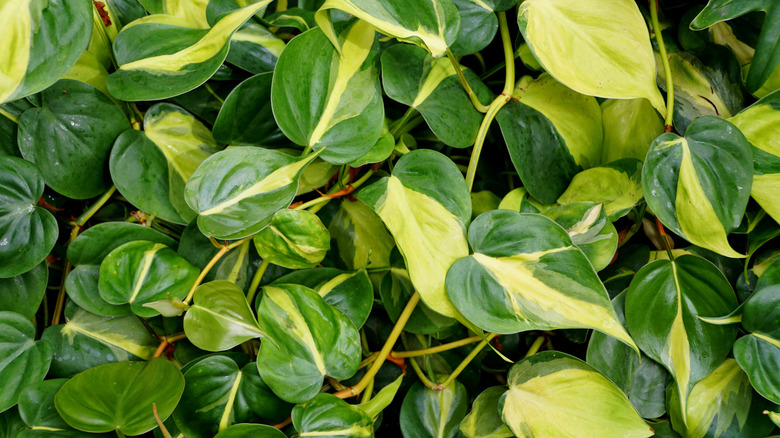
(0, 0), (92, 104)
(586, 292), (669, 419)
(643, 116), (753, 258)
(213, 424), (286, 438)
(66, 222), (177, 316)
(517, 0), (666, 113)
(328, 198), (395, 270)
(226, 21), (284, 74)
(172, 355), (291, 438)
(184, 281), (266, 351)
(557, 158), (644, 222)
(55, 359), (185, 436)
(110, 103), (221, 225)
(458, 386), (513, 438)
(270, 21), (384, 164)
(600, 99), (664, 163)
(499, 351), (653, 438)
(667, 358), (776, 438)
(42, 303), (158, 378)
(185, 146), (320, 239)
(358, 149), (472, 323)
(381, 43), (492, 148)
(0, 408), (25, 438)
(107, 1), (271, 101)
(314, 0), (461, 58)
(292, 393), (374, 437)
(17, 379), (100, 437)
(625, 255), (739, 424)
(255, 284), (361, 403)
(497, 187), (548, 214)
(734, 334), (780, 405)
(273, 268), (374, 328)
(253, 209), (330, 269)
(212, 73), (279, 146)
(446, 210), (637, 350)
(542, 203), (618, 271)
(400, 381), (467, 438)
(358, 375), (403, 419)
(0, 262), (47, 319)
(691, 0), (780, 93)
(99, 240), (199, 317)
(0, 157), (57, 278)
(497, 74), (602, 204)
(449, 0), (516, 56)
(728, 89), (780, 225)
(0, 311), (52, 413)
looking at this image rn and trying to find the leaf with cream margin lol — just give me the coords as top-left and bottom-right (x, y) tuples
(400, 380), (467, 438)
(107, 1), (272, 101)
(499, 351), (653, 438)
(184, 147), (321, 239)
(557, 158), (644, 222)
(271, 20), (384, 164)
(293, 394), (374, 438)
(667, 359), (776, 438)
(458, 386), (513, 438)
(111, 103), (221, 225)
(357, 149), (472, 323)
(729, 89), (780, 225)
(600, 99), (664, 163)
(314, 0), (460, 59)
(517, 0), (666, 113)
(643, 116), (753, 258)
(497, 74), (603, 204)
(625, 255), (739, 425)
(446, 210), (638, 352)
(255, 284), (361, 403)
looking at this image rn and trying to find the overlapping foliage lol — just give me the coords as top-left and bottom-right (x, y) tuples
(1, 0), (780, 437)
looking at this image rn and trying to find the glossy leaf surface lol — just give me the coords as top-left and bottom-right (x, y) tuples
(0, 312), (52, 413)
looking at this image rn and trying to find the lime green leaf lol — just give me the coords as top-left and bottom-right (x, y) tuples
(446, 210), (637, 351)
(292, 394), (374, 437)
(643, 116), (752, 258)
(458, 386), (513, 438)
(600, 99), (664, 163)
(499, 351), (653, 438)
(625, 255), (739, 424)
(314, 0), (461, 58)
(253, 209), (330, 269)
(185, 147), (320, 239)
(255, 284), (361, 403)
(497, 187), (548, 214)
(543, 203), (618, 271)
(358, 375), (403, 419)
(0, 311), (52, 413)
(517, 0), (666, 113)
(557, 158), (644, 221)
(271, 20), (384, 164)
(400, 381), (467, 438)
(55, 359), (184, 436)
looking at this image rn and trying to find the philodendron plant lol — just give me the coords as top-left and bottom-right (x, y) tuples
(2, 0), (780, 436)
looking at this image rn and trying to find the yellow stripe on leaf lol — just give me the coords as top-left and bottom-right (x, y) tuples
(411, 57), (458, 108)
(145, 109), (220, 180)
(128, 243), (166, 303)
(0, 0), (33, 103)
(668, 261), (693, 426)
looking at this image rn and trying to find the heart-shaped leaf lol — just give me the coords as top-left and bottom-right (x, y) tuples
(400, 380), (468, 438)
(0, 311), (52, 413)
(643, 116), (753, 258)
(253, 209), (330, 269)
(0, 262), (47, 319)
(17, 379), (101, 437)
(292, 393), (374, 437)
(458, 386), (513, 438)
(557, 158), (644, 221)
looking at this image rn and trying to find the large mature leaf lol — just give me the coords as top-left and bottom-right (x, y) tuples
(728, 89), (780, 225)
(328, 198), (395, 270)
(271, 20), (384, 164)
(292, 394), (374, 437)
(400, 380), (467, 438)
(55, 359), (184, 436)
(253, 209), (330, 269)
(358, 149), (472, 322)
(667, 359), (776, 438)
(111, 103), (221, 224)
(542, 203), (618, 271)
(499, 351), (653, 438)
(458, 386), (512, 438)
(314, 0), (461, 58)
(587, 292), (669, 419)
(185, 147), (320, 239)
(0, 262), (47, 319)
(107, 1), (271, 100)
(184, 281), (266, 351)
(255, 284), (361, 403)
(447, 210), (637, 350)
(0, 311), (52, 413)
(17, 80), (128, 199)
(0, 157), (57, 278)
(0, 0), (92, 104)
(517, 0), (666, 113)
(99, 240), (199, 317)
(42, 303), (158, 378)
(173, 355), (291, 438)
(497, 74), (602, 204)
(691, 0), (780, 93)
(625, 255), (739, 424)
(557, 158), (644, 221)
(600, 99), (664, 163)
(18, 378), (106, 437)
(212, 73), (279, 146)
(643, 116), (753, 258)
(65, 222), (176, 316)
(381, 43), (492, 148)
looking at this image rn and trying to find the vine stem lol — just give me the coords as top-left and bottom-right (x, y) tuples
(409, 356), (439, 389)
(447, 49), (490, 113)
(435, 333), (499, 391)
(465, 11), (515, 192)
(523, 335), (545, 359)
(182, 237), (252, 305)
(333, 292), (421, 399)
(246, 259), (270, 304)
(650, 0), (675, 131)
(391, 335), (483, 358)
(655, 216), (676, 260)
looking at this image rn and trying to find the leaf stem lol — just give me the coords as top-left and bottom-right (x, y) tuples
(436, 333), (498, 390)
(50, 225), (80, 326)
(465, 11), (515, 192)
(650, 0), (674, 131)
(655, 216), (675, 260)
(183, 237), (252, 305)
(523, 335), (545, 359)
(333, 292), (421, 399)
(447, 49), (490, 113)
(409, 357), (439, 389)
(246, 259), (270, 305)
(390, 107), (417, 139)
(153, 403), (173, 438)
(75, 186), (117, 227)
(391, 335), (483, 358)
